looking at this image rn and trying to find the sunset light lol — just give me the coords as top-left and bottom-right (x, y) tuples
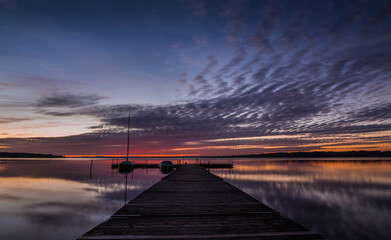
(1, 0), (391, 156)
(1, 1), (391, 240)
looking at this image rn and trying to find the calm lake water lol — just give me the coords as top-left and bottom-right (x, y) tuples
(1, 158), (390, 240)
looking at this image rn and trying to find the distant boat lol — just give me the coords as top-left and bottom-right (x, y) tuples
(159, 160), (174, 169)
(119, 114), (134, 171)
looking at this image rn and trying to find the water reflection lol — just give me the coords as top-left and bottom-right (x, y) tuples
(1, 158), (390, 240)
(117, 166), (134, 204)
(210, 159), (391, 240)
(0, 159), (164, 240)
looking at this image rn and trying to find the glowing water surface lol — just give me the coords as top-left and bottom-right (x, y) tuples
(211, 158), (391, 240)
(0, 158), (390, 240)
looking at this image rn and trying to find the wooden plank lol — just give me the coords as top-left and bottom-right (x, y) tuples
(78, 231), (320, 239)
(78, 165), (325, 240)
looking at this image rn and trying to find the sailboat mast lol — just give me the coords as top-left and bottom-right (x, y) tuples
(126, 114), (130, 162)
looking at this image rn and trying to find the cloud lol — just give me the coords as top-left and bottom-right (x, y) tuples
(220, 0), (249, 42)
(0, 118), (30, 124)
(36, 93), (104, 108)
(200, 56), (218, 75)
(1, 0), (391, 155)
(218, 47), (247, 75)
(353, 103), (391, 121)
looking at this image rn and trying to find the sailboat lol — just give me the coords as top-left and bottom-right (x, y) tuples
(119, 114), (134, 172)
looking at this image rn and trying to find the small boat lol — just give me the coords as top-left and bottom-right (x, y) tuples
(118, 162), (134, 174)
(159, 160), (174, 174)
(119, 160), (133, 169)
(159, 160), (174, 169)
(119, 114), (134, 171)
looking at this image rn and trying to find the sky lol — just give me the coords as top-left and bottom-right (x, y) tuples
(1, 0), (391, 156)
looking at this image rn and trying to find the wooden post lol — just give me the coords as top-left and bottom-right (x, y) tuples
(89, 160), (93, 180)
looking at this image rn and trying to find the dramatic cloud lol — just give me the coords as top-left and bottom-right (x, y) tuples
(1, 0), (390, 155)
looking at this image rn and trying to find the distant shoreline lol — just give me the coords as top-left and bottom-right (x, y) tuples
(2, 150), (390, 158)
(73, 151), (391, 158)
(0, 152), (63, 158)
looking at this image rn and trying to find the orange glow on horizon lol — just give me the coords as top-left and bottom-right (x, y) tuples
(64, 154), (197, 158)
(313, 143), (391, 152)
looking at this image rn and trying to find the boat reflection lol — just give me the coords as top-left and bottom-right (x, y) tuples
(118, 167), (134, 205)
(159, 166), (174, 174)
(118, 162), (134, 174)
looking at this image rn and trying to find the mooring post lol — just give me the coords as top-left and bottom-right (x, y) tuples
(89, 160), (93, 180)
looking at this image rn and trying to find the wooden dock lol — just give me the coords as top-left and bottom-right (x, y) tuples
(78, 164), (325, 240)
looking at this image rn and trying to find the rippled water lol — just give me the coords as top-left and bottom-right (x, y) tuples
(1, 158), (390, 240)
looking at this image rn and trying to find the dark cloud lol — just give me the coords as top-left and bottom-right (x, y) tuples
(353, 103), (391, 121)
(36, 93), (104, 108)
(193, 75), (207, 85)
(35, 110), (78, 117)
(200, 56), (218, 75)
(218, 47), (247, 75)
